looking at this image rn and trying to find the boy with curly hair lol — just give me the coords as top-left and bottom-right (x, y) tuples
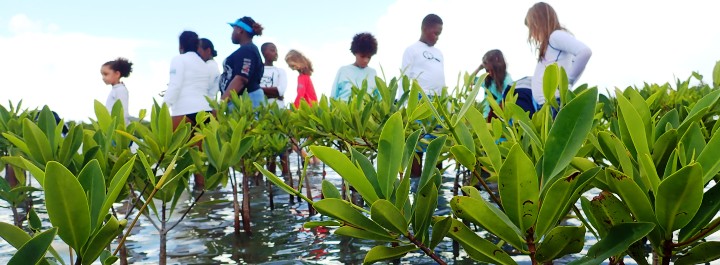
(331, 32), (378, 101)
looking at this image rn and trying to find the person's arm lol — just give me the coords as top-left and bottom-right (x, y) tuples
(401, 47), (415, 78)
(277, 69), (287, 101)
(163, 56), (184, 106)
(294, 75), (306, 108)
(118, 86), (130, 121)
(207, 60), (220, 99)
(551, 31), (592, 85)
(330, 69), (341, 99)
(221, 75), (248, 101)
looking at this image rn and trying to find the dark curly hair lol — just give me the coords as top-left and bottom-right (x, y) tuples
(103, 57), (133, 78)
(239, 16), (264, 37)
(350, 32), (378, 56)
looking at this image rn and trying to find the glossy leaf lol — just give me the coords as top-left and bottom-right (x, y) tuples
(363, 245), (418, 265)
(450, 145), (475, 170)
(697, 125), (720, 183)
(499, 144), (539, 233)
(81, 215), (121, 265)
(536, 167), (601, 238)
(314, 198), (390, 237)
(44, 162), (91, 251)
(377, 112), (404, 198)
(542, 87), (597, 187)
(656, 164), (703, 236)
(8, 227), (57, 265)
(303, 220), (341, 229)
(334, 226), (398, 242)
(466, 107), (502, 174)
(675, 241), (720, 265)
(445, 218), (517, 265)
(680, 181), (720, 242)
(412, 183), (438, 242)
(321, 180), (341, 199)
(98, 156), (135, 229)
(451, 196), (525, 250)
(28, 208), (42, 231)
(311, 146), (379, 204)
(568, 222), (655, 265)
(370, 199), (407, 235)
(543, 63), (560, 108)
(429, 216), (452, 249)
(77, 160), (106, 232)
(418, 136), (446, 191)
(23, 119), (54, 165)
(535, 226), (586, 263)
(351, 148), (382, 198)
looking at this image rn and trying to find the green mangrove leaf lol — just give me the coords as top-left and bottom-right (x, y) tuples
(321, 180), (341, 199)
(314, 198), (390, 237)
(499, 144), (539, 233)
(377, 112), (404, 198)
(363, 245), (418, 265)
(44, 162), (91, 251)
(8, 227), (57, 265)
(656, 164), (703, 236)
(450, 145), (476, 170)
(568, 222), (655, 265)
(311, 146), (380, 204)
(680, 180), (720, 242)
(77, 160), (106, 232)
(429, 216), (452, 249)
(334, 226), (398, 242)
(445, 218), (517, 265)
(675, 241), (720, 265)
(535, 226), (586, 263)
(542, 87), (597, 187)
(451, 196), (525, 250)
(371, 199), (408, 235)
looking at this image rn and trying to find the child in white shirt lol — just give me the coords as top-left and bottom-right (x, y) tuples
(100, 57), (132, 125)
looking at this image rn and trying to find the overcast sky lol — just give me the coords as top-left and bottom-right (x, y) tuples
(1, 0), (718, 121)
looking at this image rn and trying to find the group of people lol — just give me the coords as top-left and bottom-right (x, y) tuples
(99, 2), (591, 178)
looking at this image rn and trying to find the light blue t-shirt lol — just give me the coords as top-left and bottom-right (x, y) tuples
(481, 74), (513, 118)
(331, 64), (377, 101)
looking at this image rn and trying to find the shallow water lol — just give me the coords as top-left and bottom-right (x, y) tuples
(1, 154), (718, 264)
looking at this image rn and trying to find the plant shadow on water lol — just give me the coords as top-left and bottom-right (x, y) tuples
(1, 152), (718, 264)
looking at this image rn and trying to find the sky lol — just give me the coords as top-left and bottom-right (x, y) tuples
(0, 0), (719, 121)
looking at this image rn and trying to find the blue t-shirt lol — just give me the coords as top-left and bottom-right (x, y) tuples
(331, 64), (377, 101)
(220, 42), (264, 94)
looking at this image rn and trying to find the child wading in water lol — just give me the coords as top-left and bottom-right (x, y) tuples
(261, 42), (290, 175)
(101, 57), (133, 125)
(285, 49), (319, 164)
(331, 32), (378, 101)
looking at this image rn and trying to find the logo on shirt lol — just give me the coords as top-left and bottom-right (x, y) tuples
(423, 51), (440, 62)
(241, 58), (252, 75)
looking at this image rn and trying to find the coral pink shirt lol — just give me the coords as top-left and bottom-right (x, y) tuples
(294, 74), (318, 108)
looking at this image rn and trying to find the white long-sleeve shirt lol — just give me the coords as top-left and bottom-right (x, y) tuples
(105, 83), (130, 125)
(163, 52), (217, 116)
(531, 30), (592, 104)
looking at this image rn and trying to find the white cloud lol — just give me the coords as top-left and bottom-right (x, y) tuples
(0, 14), (164, 122)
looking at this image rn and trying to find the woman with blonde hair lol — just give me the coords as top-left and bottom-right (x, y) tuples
(526, 2), (592, 107)
(285, 49), (318, 108)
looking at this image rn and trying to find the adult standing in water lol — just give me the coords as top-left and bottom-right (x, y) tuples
(526, 2), (592, 108)
(163, 31), (217, 189)
(220, 16), (265, 108)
